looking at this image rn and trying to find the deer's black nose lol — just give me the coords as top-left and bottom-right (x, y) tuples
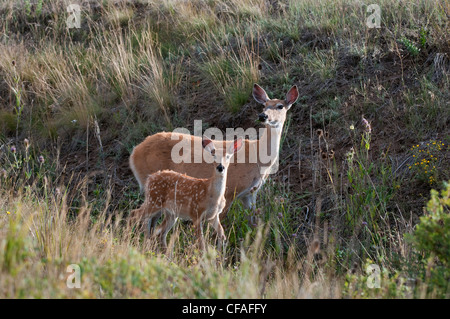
(258, 113), (268, 122)
(217, 164), (225, 173)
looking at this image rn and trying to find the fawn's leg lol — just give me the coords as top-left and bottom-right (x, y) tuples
(194, 218), (206, 251)
(156, 212), (177, 252)
(147, 210), (162, 237)
(208, 214), (226, 249)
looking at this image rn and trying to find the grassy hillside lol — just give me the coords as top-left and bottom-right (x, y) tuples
(0, 0), (449, 298)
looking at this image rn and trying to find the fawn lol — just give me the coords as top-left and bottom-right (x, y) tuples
(130, 136), (243, 251)
(129, 84), (299, 219)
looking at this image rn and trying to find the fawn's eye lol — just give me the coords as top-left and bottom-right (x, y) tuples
(277, 104), (284, 109)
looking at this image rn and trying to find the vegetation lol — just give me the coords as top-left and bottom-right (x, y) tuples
(0, 0), (449, 298)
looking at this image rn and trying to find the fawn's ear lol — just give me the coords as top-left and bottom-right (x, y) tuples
(202, 136), (215, 154)
(228, 138), (243, 154)
(285, 85), (299, 109)
(253, 84), (269, 104)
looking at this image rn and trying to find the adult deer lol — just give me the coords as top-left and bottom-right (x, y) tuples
(130, 84), (299, 219)
(130, 137), (243, 250)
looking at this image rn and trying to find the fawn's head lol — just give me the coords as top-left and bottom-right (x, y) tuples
(253, 84), (299, 128)
(202, 137), (243, 176)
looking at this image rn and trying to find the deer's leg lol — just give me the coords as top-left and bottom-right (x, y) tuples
(157, 212), (177, 252)
(241, 191), (258, 225)
(194, 217), (206, 251)
(243, 190), (259, 210)
(208, 215), (226, 250)
(147, 210), (162, 237)
(239, 178), (261, 210)
(241, 194), (253, 210)
(223, 180), (260, 219)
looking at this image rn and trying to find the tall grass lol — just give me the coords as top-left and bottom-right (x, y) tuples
(198, 31), (260, 112)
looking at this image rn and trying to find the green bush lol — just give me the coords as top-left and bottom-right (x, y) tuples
(409, 182), (450, 297)
(412, 182), (450, 265)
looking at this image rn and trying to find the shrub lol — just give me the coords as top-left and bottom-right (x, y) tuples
(399, 37), (420, 56)
(408, 182), (450, 297)
(411, 182), (450, 265)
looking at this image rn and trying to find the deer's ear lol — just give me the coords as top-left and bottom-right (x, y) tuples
(285, 85), (299, 109)
(202, 136), (215, 154)
(229, 138), (243, 154)
(253, 84), (269, 104)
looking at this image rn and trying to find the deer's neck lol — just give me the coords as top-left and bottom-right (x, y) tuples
(258, 124), (284, 166)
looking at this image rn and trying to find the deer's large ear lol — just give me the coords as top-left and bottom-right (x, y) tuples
(202, 136), (215, 155)
(228, 138), (243, 155)
(253, 84), (269, 104)
(285, 85), (299, 109)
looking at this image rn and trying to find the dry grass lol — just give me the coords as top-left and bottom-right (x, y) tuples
(0, 189), (318, 298)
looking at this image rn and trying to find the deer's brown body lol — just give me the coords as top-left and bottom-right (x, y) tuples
(130, 84), (299, 218)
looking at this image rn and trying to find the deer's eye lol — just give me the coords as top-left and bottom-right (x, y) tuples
(277, 105), (284, 109)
